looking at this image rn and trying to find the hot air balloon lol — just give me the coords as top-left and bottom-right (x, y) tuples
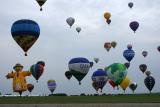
(109, 80), (116, 89)
(91, 69), (108, 92)
(90, 62), (94, 68)
(123, 46), (135, 62)
(129, 21), (139, 33)
(127, 44), (132, 50)
(47, 79), (56, 94)
(106, 19), (111, 25)
(65, 71), (72, 80)
(111, 41), (117, 48)
(66, 17), (75, 28)
(104, 63), (127, 85)
(128, 2), (133, 8)
(144, 76), (155, 93)
(30, 64), (44, 82)
(139, 64), (147, 74)
(104, 12), (111, 21)
(36, 0), (47, 11)
(27, 84), (34, 94)
(68, 57), (90, 85)
(94, 58), (99, 63)
(129, 82), (137, 93)
(120, 76), (130, 93)
(104, 42), (112, 52)
(11, 19), (40, 56)
(142, 51), (148, 57)
(145, 71), (151, 77)
(76, 27), (81, 34)
(124, 62), (130, 69)
(157, 46), (160, 52)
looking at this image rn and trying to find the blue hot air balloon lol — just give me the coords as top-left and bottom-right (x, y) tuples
(68, 57), (91, 85)
(123, 46), (135, 62)
(91, 69), (108, 92)
(11, 19), (40, 56)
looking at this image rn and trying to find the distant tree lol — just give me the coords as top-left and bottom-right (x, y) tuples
(94, 94), (98, 96)
(80, 93), (86, 96)
(102, 93), (106, 96)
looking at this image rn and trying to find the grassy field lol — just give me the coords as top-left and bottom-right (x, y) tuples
(0, 94), (160, 104)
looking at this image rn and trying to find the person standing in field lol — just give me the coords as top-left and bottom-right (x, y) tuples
(6, 63), (31, 96)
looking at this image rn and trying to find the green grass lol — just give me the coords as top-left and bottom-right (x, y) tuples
(0, 94), (160, 104)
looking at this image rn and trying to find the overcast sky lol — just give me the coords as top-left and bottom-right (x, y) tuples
(0, 0), (160, 95)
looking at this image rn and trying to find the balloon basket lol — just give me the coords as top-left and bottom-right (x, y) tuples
(40, 7), (42, 11)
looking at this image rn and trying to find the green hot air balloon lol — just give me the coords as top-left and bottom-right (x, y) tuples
(111, 41), (117, 48)
(104, 63), (127, 85)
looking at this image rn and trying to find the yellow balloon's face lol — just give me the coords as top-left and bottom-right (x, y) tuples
(15, 67), (23, 72)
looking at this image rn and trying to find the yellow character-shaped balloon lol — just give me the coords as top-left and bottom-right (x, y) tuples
(6, 63), (31, 96)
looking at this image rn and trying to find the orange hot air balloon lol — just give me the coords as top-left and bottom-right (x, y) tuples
(104, 12), (111, 20)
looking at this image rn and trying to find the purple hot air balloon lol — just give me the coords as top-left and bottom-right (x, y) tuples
(129, 21), (139, 33)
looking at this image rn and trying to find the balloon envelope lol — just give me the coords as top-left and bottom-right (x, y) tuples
(76, 27), (81, 33)
(91, 69), (108, 92)
(104, 42), (112, 52)
(47, 79), (56, 94)
(104, 12), (111, 20)
(129, 82), (137, 93)
(124, 62), (130, 69)
(68, 57), (90, 85)
(129, 21), (139, 33)
(94, 58), (99, 63)
(144, 76), (155, 93)
(27, 84), (34, 93)
(128, 2), (133, 8)
(139, 64), (147, 73)
(145, 71), (151, 77)
(123, 48), (135, 62)
(11, 19), (40, 56)
(36, 0), (47, 11)
(120, 76), (130, 92)
(104, 63), (127, 85)
(30, 64), (44, 81)
(66, 17), (75, 28)
(111, 41), (117, 48)
(127, 44), (132, 50)
(142, 51), (148, 57)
